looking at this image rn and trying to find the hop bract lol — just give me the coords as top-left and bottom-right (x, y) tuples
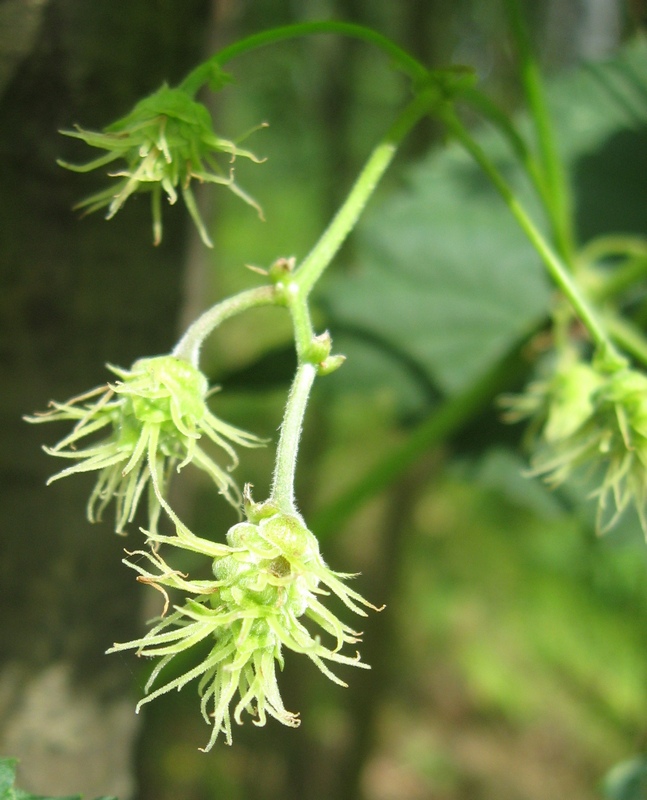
(109, 505), (379, 750)
(504, 355), (647, 534)
(59, 85), (264, 247)
(26, 355), (262, 534)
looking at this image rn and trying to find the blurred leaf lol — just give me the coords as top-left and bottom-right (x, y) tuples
(399, 471), (647, 787)
(602, 756), (647, 800)
(471, 446), (565, 519)
(325, 38), (647, 397)
(328, 146), (549, 395)
(557, 39), (647, 161)
(316, 317), (442, 417)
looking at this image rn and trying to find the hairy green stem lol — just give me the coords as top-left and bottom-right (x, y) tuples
(178, 51), (441, 516)
(179, 21), (428, 97)
(172, 285), (276, 366)
(267, 92), (440, 510)
(259, 88), (438, 522)
(283, 289), (316, 361)
(293, 90), (438, 297)
(504, 0), (574, 262)
(270, 362), (317, 513)
(443, 109), (626, 369)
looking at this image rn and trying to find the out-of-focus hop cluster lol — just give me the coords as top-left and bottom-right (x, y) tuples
(503, 350), (647, 534)
(109, 493), (380, 750)
(58, 84), (264, 246)
(26, 355), (262, 534)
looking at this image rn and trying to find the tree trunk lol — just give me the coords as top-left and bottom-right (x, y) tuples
(0, 1), (209, 795)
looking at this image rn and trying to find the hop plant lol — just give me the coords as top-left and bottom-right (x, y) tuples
(504, 353), (647, 534)
(59, 84), (264, 247)
(26, 355), (262, 534)
(109, 499), (379, 750)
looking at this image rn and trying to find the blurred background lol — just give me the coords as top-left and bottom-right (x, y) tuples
(2, 1), (647, 798)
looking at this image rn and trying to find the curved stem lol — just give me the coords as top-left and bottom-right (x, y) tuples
(178, 30), (453, 518)
(172, 285), (276, 366)
(179, 22), (428, 97)
(578, 234), (647, 265)
(270, 362), (317, 514)
(294, 90), (438, 297)
(442, 109), (626, 370)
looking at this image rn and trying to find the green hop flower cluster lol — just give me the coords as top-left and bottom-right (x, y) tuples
(59, 84), (264, 247)
(26, 355), (262, 534)
(109, 501), (379, 750)
(504, 353), (647, 534)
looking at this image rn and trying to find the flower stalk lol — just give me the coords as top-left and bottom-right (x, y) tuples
(270, 362), (317, 514)
(293, 89), (453, 297)
(172, 285), (277, 366)
(503, 0), (575, 262)
(178, 21), (430, 97)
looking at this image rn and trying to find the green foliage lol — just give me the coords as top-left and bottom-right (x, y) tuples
(328, 141), (549, 396)
(382, 463), (647, 797)
(0, 758), (116, 800)
(603, 756), (647, 800)
(328, 37), (647, 398)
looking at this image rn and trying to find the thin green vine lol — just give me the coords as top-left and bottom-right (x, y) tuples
(178, 20), (429, 96)
(441, 107), (627, 370)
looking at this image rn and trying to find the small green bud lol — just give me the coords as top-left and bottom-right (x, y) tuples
(205, 64), (234, 93)
(243, 483), (280, 523)
(257, 513), (316, 561)
(543, 361), (604, 441)
(306, 331), (332, 364)
(268, 257), (296, 283)
(317, 353), (347, 376)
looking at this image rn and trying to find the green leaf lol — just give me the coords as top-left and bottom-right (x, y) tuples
(472, 446), (564, 519)
(602, 756), (647, 800)
(331, 147), (550, 395)
(0, 757), (18, 800)
(0, 757), (116, 800)
(325, 38), (647, 398)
